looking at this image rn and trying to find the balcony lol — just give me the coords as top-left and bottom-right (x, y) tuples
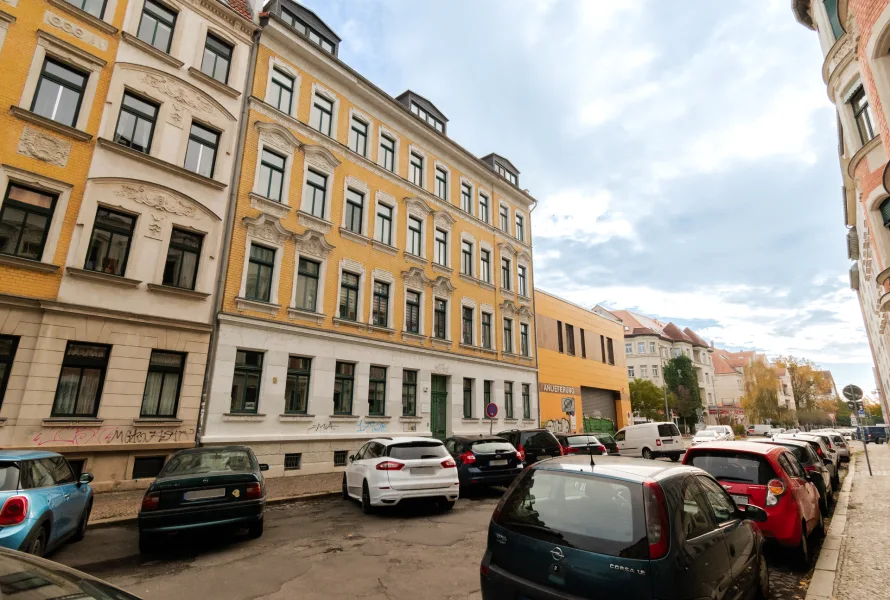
(877, 268), (890, 312)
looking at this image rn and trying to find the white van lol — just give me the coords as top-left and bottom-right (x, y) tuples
(746, 424), (772, 436)
(614, 422), (684, 460)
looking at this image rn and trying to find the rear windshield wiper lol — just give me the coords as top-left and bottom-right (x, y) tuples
(501, 522), (572, 546)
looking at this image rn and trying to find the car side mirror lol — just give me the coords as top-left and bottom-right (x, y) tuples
(740, 504), (768, 523)
(78, 473), (94, 486)
(349, 455), (355, 463)
(823, 458), (833, 466)
(259, 464), (269, 472)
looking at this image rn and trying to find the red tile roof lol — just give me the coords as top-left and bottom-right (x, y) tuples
(683, 327), (710, 348)
(712, 351), (741, 375)
(218, 0), (252, 20)
(662, 322), (693, 343)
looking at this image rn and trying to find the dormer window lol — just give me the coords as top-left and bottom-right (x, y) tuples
(495, 163), (517, 185)
(280, 7), (336, 54)
(411, 102), (444, 132)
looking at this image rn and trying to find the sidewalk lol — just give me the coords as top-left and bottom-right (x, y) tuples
(816, 444), (890, 599)
(89, 472), (342, 524)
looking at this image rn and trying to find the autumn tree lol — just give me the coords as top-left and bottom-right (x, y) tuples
(664, 355), (701, 427)
(630, 378), (666, 421)
(741, 360), (780, 424)
(774, 356), (832, 412)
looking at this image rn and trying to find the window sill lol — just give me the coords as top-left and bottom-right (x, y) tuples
(279, 413), (315, 422)
(43, 417), (103, 427)
(430, 337), (452, 348)
(461, 418), (481, 424)
(132, 418), (183, 427)
(287, 307), (325, 324)
(479, 280), (495, 291)
(365, 415), (392, 420)
(97, 138), (226, 189)
(404, 252), (428, 266)
(187, 66), (241, 99)
(517, 293), (532, 302)
(338, 228), (370, 245)
(399, 416), (422, 422)
(250, 192), (291, 219)
(120, 32), (183, 68)
(521, 419), (537, 425)
(368, 323), (396, 336)
(432, 263), (453, 276)
(47, 0), (119, 34)
(329, 414), (360, 420)
(480, 347), (498, 356)
(401, 331), (427, 343)
(10, 106), (92, 142)
(459, 343), (480, 352)
(147, 283), (210, 300)
(333, 317), (365, 331)
(503, 418), (518, 424)
(500, 288), (516, 299)
(459, 273), (477, 286)
(223, 413), (266, 422)
(371, 240), (399, 256)
(296, 211), (333, 234)
(0, 253), (59, 273)
(235, 297), (281, 316)
(66, 267), (141, 287)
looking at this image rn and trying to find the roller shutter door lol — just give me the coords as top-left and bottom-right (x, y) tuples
(581, 386), (617, 424)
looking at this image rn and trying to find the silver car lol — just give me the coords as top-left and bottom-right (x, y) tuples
(813, 429), (851, 462)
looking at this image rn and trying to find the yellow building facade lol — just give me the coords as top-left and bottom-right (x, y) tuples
(201, 0), (540, 477)
(535, 290), (631, 434)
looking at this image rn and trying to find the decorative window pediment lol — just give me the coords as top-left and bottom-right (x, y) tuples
(433, 210), (456, 232)
(255, 121), (302, 153)
(517, 250), (532, 265)
(243, 213), (292, 246)
(303, 144), (341, 172)
(401, 266), (430, 290)
(500, 300), (519, 317)
(293, 229), (334, 259)
(498, 242), (517, 257)
(405, 196), (433, 219)
(431, 275), (456, 298)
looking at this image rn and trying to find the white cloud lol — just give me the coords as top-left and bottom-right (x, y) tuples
(533, 189), (636, 244)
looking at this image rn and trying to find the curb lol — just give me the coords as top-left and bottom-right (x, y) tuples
(86, 489), (340, 529)
(805, 456), (856, 600)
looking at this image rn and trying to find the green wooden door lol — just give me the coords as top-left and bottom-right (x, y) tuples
(431, 375), (448, 440)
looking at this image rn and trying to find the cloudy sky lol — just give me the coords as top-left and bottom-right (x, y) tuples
(305, 0), (872, 392)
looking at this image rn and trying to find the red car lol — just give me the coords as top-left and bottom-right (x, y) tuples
(683, 441), (823, 567)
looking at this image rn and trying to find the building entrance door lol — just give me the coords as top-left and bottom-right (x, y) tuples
(431, 375), (448, 440)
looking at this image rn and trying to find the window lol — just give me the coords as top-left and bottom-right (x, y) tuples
(566, 324), (575, 356)
(114, 92), (158, 153)
(652, 365), (659, 377)
(411, 102), (444, 132)
(580, 329), (587, 358)
(557, 320), (564, 353)
(523, 384), (531, 418)
(52, 343), (110, 417)
(280, 8), (335, 53)
(518, 265), (527, 296)
(696, 475), (737, 524)
(0, 336), (20, 408)
(851, 87), (876, 145)
(462, 307), (474, 345)
(505, 382), (514, 418)
(0, 184), (56, 261)
(270, 68), (294, 114)
(499, 205), (509, 231)
(201, 34), (232, 84)
(650, 342), (656, 353)
(402, 370), (417, 416)
(482, 312), (493, 349)
(436, 167), (448, 200)
(479, 194), (489, 223)
(333, 362), (354, 414)
(333, 450), (348, 466)
(368, 366), (386, 416)
(184, 123), (219, 178)
(641, 365), (648, 377)
(85, 208), (135, 276)
(461, 240), (473, 276)
(504, 318), (514, 353)
(379, 134), (395, 172)
(344, 188), (364, 235)
(515, 214), (525, 241)
(372, 281), (389, 327)
(65, 0), (106, 17)
(140, 350), (184, 417)
(824, 0), (845, 39)
(628, 366), (635, 378)
(245, 244), (275, 302)
(350, 116), (368, 156)
(231, 350), (262, 413)
(625, 342), (632, 354)
(495, 163), (517, 186)
(338, 271), (359, 321)
(258, 149), (286, 202)
(304, 168), (327, 219)
(407, 216), (422, 256)
(463, 378), (473, 418)
(601, 336), (607, 364)
(681, 479), (716, 540)
(162, 228), (202, 290)
(31, 58), (88, 128)
(409, 152), (424, 187)
(375, 203), (393, 245)
(284, 453), (302, 471)
(461, 182), (472, 213)
(311, 93), (334, 136)
(435, 228), (448, 266)
(294, 257), (319, 311)
(434, 298), (447, 339)
(405, 290), (421, 334)
(480, 249), (492, 283)
(607, 338), (615, 365)
(137, 0), (176, 53)
(520, 323), (530, 356)
(637, 342), (646, 354)
(132, 456), (165, 479)
(501, 258), (513, 290)
(284, 356), (311, 414)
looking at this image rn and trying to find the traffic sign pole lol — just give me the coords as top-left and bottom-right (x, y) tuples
(845, 383), (872, 476)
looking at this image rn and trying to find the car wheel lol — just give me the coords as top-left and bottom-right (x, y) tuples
(796, 521), (811, 570)
(72, 500), (92, 542)
(669, 454), (680, 462)
(341, 474), (349, 500)
(139, 532), (159, 555)
(755, 551), (770, 599)
(361, 481), (375, 515)
(247, 517), (264, 539)
(26, 526), (47, 557)
(439, 499), (456, 512)
(642, 448), (654, 460)
(819, 493), (829, 517)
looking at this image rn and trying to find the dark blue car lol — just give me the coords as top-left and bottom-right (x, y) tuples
(481, 455), (770, 599)
(444, 435), (524, 490)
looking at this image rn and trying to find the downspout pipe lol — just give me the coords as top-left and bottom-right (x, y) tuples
(197, 25), (262, 445)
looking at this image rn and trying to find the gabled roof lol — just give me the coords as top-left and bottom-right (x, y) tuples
(482, 153), (520, 175)
(611, 310), (671, 340)
(219, 0), (253, 20)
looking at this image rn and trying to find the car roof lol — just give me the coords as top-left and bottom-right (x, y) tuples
(749, 438), (811, 450)
(786, 433), (825, 443)
(173, 445), (253, 455)
(685, 441), (784, 456)
(533, 455), (700, 483)
(0, 450), (62, 461)
(373, 436), (441, 446)
(447, 434), (507, 442)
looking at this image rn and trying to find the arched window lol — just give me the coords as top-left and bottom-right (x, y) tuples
(879, 198), (890, 227)
(824, 0), (846, 40)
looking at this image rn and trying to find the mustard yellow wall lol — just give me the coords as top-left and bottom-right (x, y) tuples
(535, 292), (631, 432)
(223, 42), (534, 366)
(0, 0), (121, 299)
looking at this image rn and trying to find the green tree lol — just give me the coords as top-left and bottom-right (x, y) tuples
(664, 355), (701, 428)
(629, 378), (666, 421)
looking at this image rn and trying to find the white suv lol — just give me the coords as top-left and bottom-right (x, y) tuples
(342, 437), (459, 513)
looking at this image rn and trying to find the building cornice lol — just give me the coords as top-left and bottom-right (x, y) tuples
(792, 0), (816, 30)
(847, 134), (882, 179)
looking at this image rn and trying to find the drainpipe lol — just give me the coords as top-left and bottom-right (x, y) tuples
(529, 197), (539, 427)
(197, 26), (262, 445)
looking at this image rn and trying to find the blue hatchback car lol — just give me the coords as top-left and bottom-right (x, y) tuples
(0, 451), (94, 556)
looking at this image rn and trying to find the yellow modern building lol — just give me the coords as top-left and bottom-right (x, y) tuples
(535, 290), (631, 434)
(201, 0), (540, 477)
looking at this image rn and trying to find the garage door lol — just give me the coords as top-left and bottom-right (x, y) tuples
(581, 386), (617, 425)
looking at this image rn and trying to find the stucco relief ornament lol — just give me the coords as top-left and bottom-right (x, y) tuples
(401, 267), (430, 290)
(114, 185), (199, 219)
(293, 230), (334, 259)
(146, 213), (164, 240)
(263, 133), (291, 154)
(17, 127), (70, 167)
(140, 73), (214, 116)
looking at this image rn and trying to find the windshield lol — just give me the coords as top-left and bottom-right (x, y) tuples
(565, 436), (601, 446)
(387, 442), (449, 460)
(493, 470), (648, 559)
(695, 431), (718, 438)
(0, 462), (21, 491)
(705, 426), (724, 432)
(687, 451), (777, 485)
(470, 440), (515, 454)
(0, 550), (140, 599)
(160, 450), (253, 476)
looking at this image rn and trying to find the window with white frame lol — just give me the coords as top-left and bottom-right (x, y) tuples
(269, 68), (294, 114)
(344, 188), (364, 235)
(515, 213), (525, 242)
(649, 341), (656, 353)
(409, 151), (424, 187)
(434, 228), (448, 266)
(349, 115), (368, 157)
(652, 365), (658, 378)
(462, 306), (474, 345)
(405, 290), (421, 334)
(517, 265), (527, 296)
(625, 342), (632, 354)
(640, 365), (648, 377)
(503, 318), (514, 353)
(461, 240), (473, 276)
(479, 193), (489, 223)
(379, 133), (395, 172)
(435, 166), (448, 200)
(372, 281), (390, 327)
(480, 249), (491, 283)
(258, 149), (286, 202)
(310, 92), (334, 137)
(304, 168), (327, 218)
(481, 312), (493, 349)
(501, 257), (512, 291)
(461, 182), (472, 213)
(628, 366), (635, 378)
(339, 271), (360, 321)
(499, 204), (509, 232)
(638, 342), (646, 354)
(407, 216), (422, 256)
(375, 202), (393, 245)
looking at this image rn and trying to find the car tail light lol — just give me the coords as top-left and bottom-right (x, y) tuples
(766, 478), (785, 506)
(480, 563), (489, 576)
(656, 439), (662, 447)
(564, 446), (579, 454)
(644, 482), (669, 560)
(815, 446), (824, 458)
(515, 450), (523, 461)
(245, 483), (263, 499)
(0, 496), (28, 526)
(441, 458), (456, 469)
(459, 451), (476, 465)
(375, 461), (405, 471)
(557, 444), (565, 456)
(517, 445), (526, 462)
(141, 492), (160, 512)
(804, 465), (817, 473)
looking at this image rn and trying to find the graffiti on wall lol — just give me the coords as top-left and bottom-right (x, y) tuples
(32, 427), (196, 447)
(308, 422), (339, 433)
(545, 418), (571, 434)
(356, 419), (387, 433)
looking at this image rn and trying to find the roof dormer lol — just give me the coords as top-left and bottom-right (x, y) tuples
(396, 90), (448, 134)
(269, 0), (341, 56)
(482, 153), (519, 186)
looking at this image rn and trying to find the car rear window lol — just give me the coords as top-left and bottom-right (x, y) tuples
(387, 442), (449, 460)
(160, 450), (253, 476)
(0, 462), (20, 491)
(470, 440), (514, 454)
(774, 444), (810, 464)
(494, 470), (648, 559)
(566, 435), (601, 446)
(658, 424), (681, 437)
(687, 451), (777, 485)
(522, 431), (561, 449)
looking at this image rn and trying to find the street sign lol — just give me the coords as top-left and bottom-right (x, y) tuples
(828, 412), (836, 422)
(485, 403), (498, 419)
(851, 414), (858, 426)
(844, 384), (864, 401)
(859, 409), (866, 416)
(561, 397), (575, 414)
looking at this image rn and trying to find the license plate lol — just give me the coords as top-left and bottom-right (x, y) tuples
(731, 494), (748, 506)
(184, 488), (225, 501)
(411, 467), (435, 475)
(490, 459), (508, 466)
(536, 454), (550, 460)
(662, 439), (674, 444)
